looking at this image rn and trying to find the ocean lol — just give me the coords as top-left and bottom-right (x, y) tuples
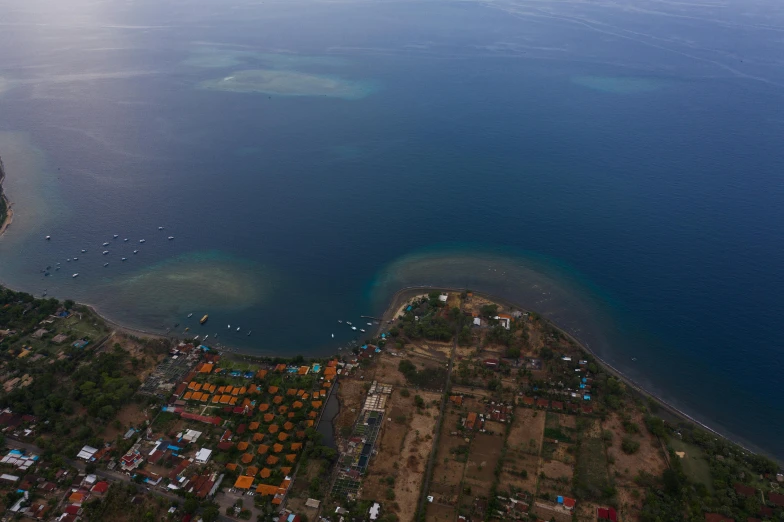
(0, 0), (783, 459)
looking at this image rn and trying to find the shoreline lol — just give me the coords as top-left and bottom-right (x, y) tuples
(376, 285), (768, 461)
(0, 156), (13, 237)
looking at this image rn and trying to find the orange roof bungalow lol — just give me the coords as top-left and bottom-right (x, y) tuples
(256, 484), (278, 496)
(253, 433), (264, 442)
(521, 397), (535, 406)
(312, 400), (323, 409)
(449, 395), (463, 406)
(268, 386), (279, 394)
(302, 393), (310, 400)
(292, 401), (303, 409)
(273, 396), (283, 405)
(260, 468), (271, 479)
(192, 392), (203, 401)
(249, 421), (260, 431)
(308, 411), (318, 419)
(217, 386), (226, 394)
(281, 466), (292, 475)
(257, 444), (269, 455)
(246, 466), (259, 477)
(277, 432), (289, 442)
(225, 463), (238, 471)
(201, 394), (209, 402)
(229, 397), (238, 405)
(273, 443), (284, 453)
(237, 441), (249, 451)
(259, 403), (270, 412)
(296, 431), (305, 439)
(225, 385), (234, 393)
(290, 442), (302, 451)
(234, 476), (254, 490)
(287, 412), (295, 419)
(274, 364), (287, 372)
(263, 413), (274, 423)
(466, 412), (478, 430)
(68, 492), (86, 503)
(199, 363), (214, 373)
(286, 388), (297, 396)
(296, 389), (305, 396)
(306, 420), (314, 427)
(183, 391), (193, 400)
(248, 384), (258, 394)
(232, 388), (240, 396)
(241, 453), (253, 464)
(283, 422), (294, 431)
(266, 455), (279, 466)
(257, 369), (268, 379)
(297, 366), (309, 375)
(239, 386), (247, 394)
(220, 395), (231, 404)
(268, 424), (279, 434)
(278, 406), (289, 414)
(285, 454), (297, 463)
(211, 395), (221, 404)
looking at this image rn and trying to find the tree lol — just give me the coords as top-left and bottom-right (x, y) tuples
(202, 505), (220, 522)
(183, 497), (199, 514)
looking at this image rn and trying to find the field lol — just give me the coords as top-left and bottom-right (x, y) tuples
(669, 437), (713, 489)
(603, 411), (668, 486)
(573, 419), (612, 502)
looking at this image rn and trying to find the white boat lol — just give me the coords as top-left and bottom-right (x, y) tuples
(347, 321), (352, 325)
(102, 251), (109, 255)
(338, 320), (342, 323)
(204, 335), (209, 340)
(133, 250), (138, 254)
(73, 257), (78, 260)
(72, 273), (79, 278)
(139, 239), (146, 243)
(236, 327), (240, 331)
(351, 326), (357, 331)
(122, 257), (127, 261)
(168, 236), (174, 240)
(367, 322), (372, 326)
(228, 324), (231, 329)
(55, 267), (60, 270)
(188, 313), (193, 318)
(103, 263), (109, 267)
(66, 259), (71, 262)
(123, 238), (128, 242)
(193, 335), (200, 340)
(113, 234), (119, 238)
(81, 249), (87, 253)
(103, 242), (110, 247)
(158, 226), (164, 230)
(360, 329), (366, 332)
(331, 334), (335, 338)
(45, 236), (51, 240)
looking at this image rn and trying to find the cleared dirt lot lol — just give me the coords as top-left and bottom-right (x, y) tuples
(426, 502), (457, 522)
(463, 432), (504, 496)
(603, 411), (667, 486)
(507, 407), (545, 454)
(499, 448), (539, 494)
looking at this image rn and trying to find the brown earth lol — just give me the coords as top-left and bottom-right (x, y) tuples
(603, 411), (667, 486)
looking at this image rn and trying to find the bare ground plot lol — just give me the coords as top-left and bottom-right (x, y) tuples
(499, 449), (539, 495)
(403, 341), (451, 362)
(430, 412), (470, 502)
(101, 402), (150, 440)
(451, 385), (493, 399)
(532, 501), (572, 522)
(334, 378), (366, 435)
(463, 432), (504, 496)
(373, 352), (414, 386)
(425, 503), (457, 522)
(617, 485), (646, 521)
(575, 500), (602, 522)
(538, 459), (574, 498)
(507, 408), (545, 455)
(603, 412), (667, 486)
(361, 390), (441, 522)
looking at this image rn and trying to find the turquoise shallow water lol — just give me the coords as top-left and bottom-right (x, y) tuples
(0, 0), (783, 459)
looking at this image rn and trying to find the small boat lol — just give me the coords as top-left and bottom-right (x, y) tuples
(228, 324), (231, 329)
(188, 313), (193, 318)
(45, 236), (51, 240)
(347, 321), (352, 325)
(121, 257), (127, 261)
(632, 357), (637, 362)
(351, 326), (357, 331)
(66, 259), (71, 262)
(204, 335), (209, 340)
(338, 320), (342, 323)
(72, 273), (79, 278)
(247, 331), (251, 336)
(360, 329), (366, 333)
(367, 322), (372, 326)
(103, 263), (109, 267)
(102, 251), (109, 255)
(113, 234), (119, 238)
(158, 226), (164, 230)
(184, 327), (189, 332)
(193, 335), (200, 340)
(81, 249), (87, 253)
(168, 236), (174, 240)
(139, 239), (146, 243)
(236, 327), (240, 331)
(123, 238), (129, 242)
(133, 250), (138, 254)
(200, 314), (208, 324)
(55, 266), (61, 271)
(103, 242), (110, 247)
(331, 333), (334, 338)
(73, 257), (78, 261)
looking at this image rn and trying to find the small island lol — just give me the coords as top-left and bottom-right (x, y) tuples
(0, 285), (780, 522)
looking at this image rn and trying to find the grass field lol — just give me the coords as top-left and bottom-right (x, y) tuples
(574, 435), (612, 502)
(668, 437), (713, 491)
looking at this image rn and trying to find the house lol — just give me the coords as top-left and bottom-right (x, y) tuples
(195, 448), (212, 464)
(733, 483), (756, 497)
(704, 514), (734, 522)
(369, 502), (381, 520)
(90, 482), (109, 495)
(767, 492), (784, 507)
(597, 507), (617, 521)
(465, 412), (478, 431)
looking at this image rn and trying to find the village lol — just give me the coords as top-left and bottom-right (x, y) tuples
(0, 285), (782, 522)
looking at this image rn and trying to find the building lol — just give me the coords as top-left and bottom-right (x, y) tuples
(195, 448), (212, 463)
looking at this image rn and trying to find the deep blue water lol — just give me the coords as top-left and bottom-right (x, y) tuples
(0, 0), (783, 459)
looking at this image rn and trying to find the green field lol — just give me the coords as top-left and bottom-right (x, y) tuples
(574, 427), (612, 502)
(668, 437), (713, 491)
